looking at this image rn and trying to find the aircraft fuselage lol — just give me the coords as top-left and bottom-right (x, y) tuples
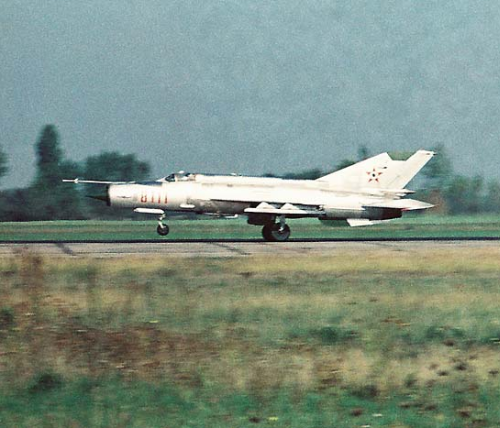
(108, 175), (399, 221)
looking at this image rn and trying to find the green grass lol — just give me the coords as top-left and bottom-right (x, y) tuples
(2, 379), (497, 428)
(1, 249), (500, 426)
(1, 214), (500, 241)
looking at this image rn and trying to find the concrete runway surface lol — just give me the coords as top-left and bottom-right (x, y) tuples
(0, 240), (498, 258)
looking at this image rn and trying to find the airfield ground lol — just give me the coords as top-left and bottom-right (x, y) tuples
(1, 214), (500, 241)
(1, 238), (500, 427)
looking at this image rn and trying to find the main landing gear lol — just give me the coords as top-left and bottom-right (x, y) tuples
(156, 213), (170, 236)
(262, 217), (291, 242)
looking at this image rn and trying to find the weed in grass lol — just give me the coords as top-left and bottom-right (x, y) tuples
(0, 307), (15, 330)
(82, 266), (100, 324)
(154, 266), (178, 278)
(310, 326), (360, 345)
(28, 371), (64, 394)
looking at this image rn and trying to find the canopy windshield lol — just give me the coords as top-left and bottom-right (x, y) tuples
(163, 172), (195, 182)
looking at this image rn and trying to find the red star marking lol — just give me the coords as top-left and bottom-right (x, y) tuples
(366, 168), (383, 183)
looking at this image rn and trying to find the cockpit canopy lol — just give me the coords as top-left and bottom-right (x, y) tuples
(162, 171), (196, 182)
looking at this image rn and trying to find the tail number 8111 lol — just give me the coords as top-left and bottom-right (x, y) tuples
(140, 192), (167, 205)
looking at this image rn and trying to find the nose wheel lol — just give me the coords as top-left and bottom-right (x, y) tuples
(157, 224), (170, 236)
(156, 213), (170, 236)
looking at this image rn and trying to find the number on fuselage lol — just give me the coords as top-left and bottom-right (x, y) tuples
(139, 191), (167, 205)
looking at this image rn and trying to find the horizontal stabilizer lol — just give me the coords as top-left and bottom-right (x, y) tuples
(364, 199), (434, 211)
(361, 188), (415, 197)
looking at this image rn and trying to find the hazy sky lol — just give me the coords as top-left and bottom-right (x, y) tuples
(2, 0), (500, 188)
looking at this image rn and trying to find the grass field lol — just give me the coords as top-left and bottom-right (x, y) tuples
(1, 247), (500, 427)
(1, 214), (500, 241)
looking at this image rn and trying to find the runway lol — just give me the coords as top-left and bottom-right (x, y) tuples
(0, 239), (498, 258)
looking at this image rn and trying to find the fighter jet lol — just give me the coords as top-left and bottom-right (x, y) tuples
(64, 150), (434, 241)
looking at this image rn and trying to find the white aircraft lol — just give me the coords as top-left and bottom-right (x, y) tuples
(64, 150), (434, 241)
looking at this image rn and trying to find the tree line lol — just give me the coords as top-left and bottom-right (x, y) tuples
(0, 125), (498, 221)
(0, 125), (150, 221)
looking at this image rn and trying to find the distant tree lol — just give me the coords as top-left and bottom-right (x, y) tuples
(263, 147), (371, 180)
(466, 175), (485, 213)
(482, 180), (500, 213)
(442, 175), (467, 214)
(335, 159), (356, 170)
(357, 145), (370, 161)
(423, 143), (453, 190)
(83, 152), (151, 218)
(388, 151), (413, 161)
(262, 168), (325, 180)
(413, 144), (454, 214)
(282, 168), (324, 180)
(0, 189), (33, 221)
(30, 125), (84, 220)
(444, 175), (485, 215)
(0, 145), (8, 184)
(53, 160), (85, 219)
(34, 125), (63, 189)
(84, 152), (150, 182)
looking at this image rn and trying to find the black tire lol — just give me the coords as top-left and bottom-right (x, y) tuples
(157, 224), (170, 236)
(262, 224), (274, 241)
(262, 223), (291, 242)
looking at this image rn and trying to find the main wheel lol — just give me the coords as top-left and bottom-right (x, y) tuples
(262, 223), (291, 242)
(157, 224), (170, 236)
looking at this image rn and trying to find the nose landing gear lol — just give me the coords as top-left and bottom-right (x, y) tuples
(157, 224), (170, 236)
(156, 213), (170, 236)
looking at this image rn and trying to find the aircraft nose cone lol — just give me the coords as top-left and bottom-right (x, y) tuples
(86, 194), (107, 202)
(85, 186), (110, 206)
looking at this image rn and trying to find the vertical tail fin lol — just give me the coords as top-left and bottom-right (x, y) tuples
(317, 150), (434, 190)
(387, 150), (435, 188)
